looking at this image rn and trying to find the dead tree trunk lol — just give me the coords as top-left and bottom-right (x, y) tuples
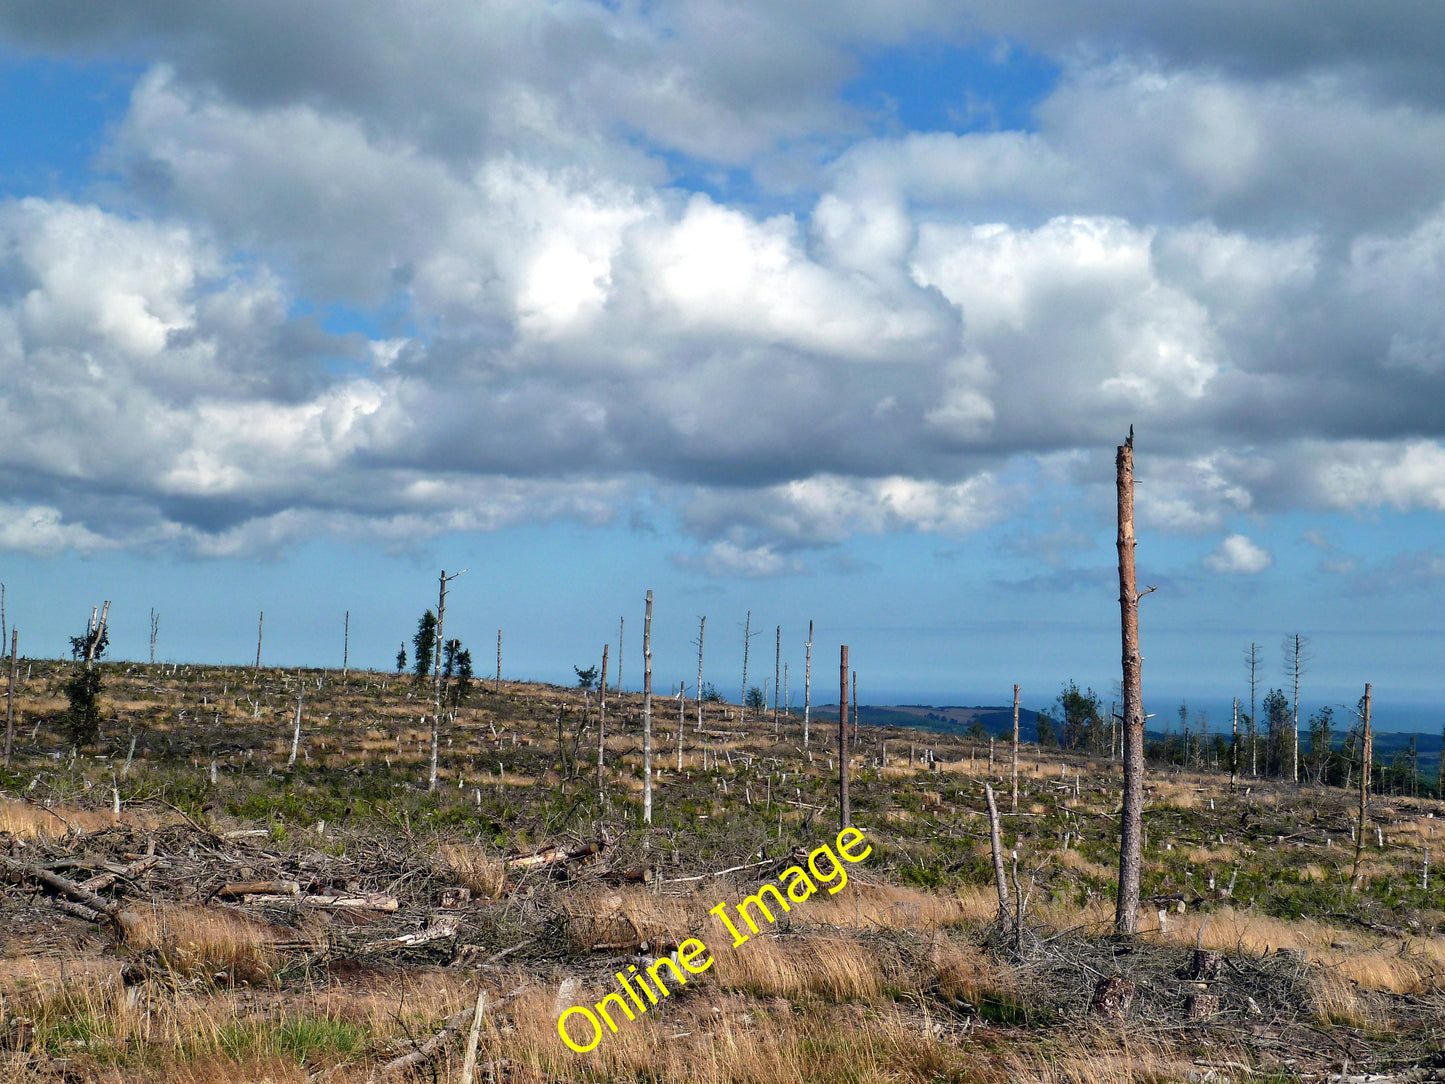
(430, 569), (465, 793)
(254, 611), (263, 678)
(496, 629), (503, 693)
(741, 610), (751, 720)
(4, 629), (15, 767)
(1246, 642), (1260, 777)
(1011, 683), (1021, 813)
(985, 782), (1012, 933)
(1230, 697), (1238, 789)
(803, 620), (813, 748)
(286, 678), (303, 771)
(642, 590), (653, 825)
(839, 645), (850, 830)
(597, 644), (609, 794)
(1351, 683), (1373, 890)
(343, 610), (350, 678)
(773, 625), (781, 736)
(149, 608), (158, 666)
(1114, 430), (1152, 936)
(696, 616), (705, 733)
(852, 670), (858, 744)
(677, 684), (685, 771)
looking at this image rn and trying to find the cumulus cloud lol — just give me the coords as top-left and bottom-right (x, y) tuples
(4, 2), (1445, 565)
(1203, 534), (1273, 574)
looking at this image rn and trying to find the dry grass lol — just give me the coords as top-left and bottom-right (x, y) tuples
(436, 841), (507, 898)
(709, 933), (883, 1002)
(1308, 968), (1382, 1028)
(116, 903), (313, 981)
(0, 797), (126, 839)
(1056, 847), (1113, 880)
(803, 881), (986, 931)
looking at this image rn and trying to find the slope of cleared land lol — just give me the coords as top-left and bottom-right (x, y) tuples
(1, 660), (1444, 1083)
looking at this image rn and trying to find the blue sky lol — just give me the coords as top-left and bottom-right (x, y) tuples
(3, 3), (1445, 732)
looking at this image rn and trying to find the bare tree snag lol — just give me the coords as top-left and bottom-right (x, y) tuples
(255, 610), (263, 678)
(1245, 642), (1261, 777)
(617, 616), (623, 695)
(343, 610), (350, 677)
(741, 610), (752, 720)
(696, 615), (705, 733)
(496, 629), (503, 693)
(773, 624), (781, 735)
(1011, 683), (1020, 813)
(1230, 697), (1238, 789)
(984, 782), (1012, 933)
(839, 644), (850, 830)
(852, 669), (858, 744)
(286, 676), (303, 771)
(642, 589), (653, 826)
(804, 620), (813, 748)
(458, 988), (488, 1084)
(1351, 683), (1373, 890)
(1115, 429), (1150, 936)
(430, 569), (465, 793)
(1284, 633), (1310, 785)
(597, 643), (609, 793)
(85, 602), (110, 667)
(3, 629), (14, 767)
(149, 608), (158, 666)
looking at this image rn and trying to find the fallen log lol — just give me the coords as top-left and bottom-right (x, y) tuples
(216, 880), (301, 899)
(0, 856), (123, 923)
(241, 892), (399, 911)
(504, 841), (602, 870)
(366, 919), (459, 950)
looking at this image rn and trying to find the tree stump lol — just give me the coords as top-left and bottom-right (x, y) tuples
(1190, 949), (1222, 980)
(1185, 993), (1220, 1019)
(1089, 977), (1136, 1020)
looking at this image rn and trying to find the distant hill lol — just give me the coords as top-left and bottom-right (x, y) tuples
(815, 703), (1046, 741)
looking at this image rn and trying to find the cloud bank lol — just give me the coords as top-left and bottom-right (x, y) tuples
(3, 3), (1445, 570)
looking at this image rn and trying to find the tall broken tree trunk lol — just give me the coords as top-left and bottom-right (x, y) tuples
(803, 620), (813, 748)
(1351, 683), (1373, 890)
(287, 678), (303, 771)
(496, 629), (503, 693)
(597, 644), (609, 794)
(430, 569), (464, 794)
(839, 645), (850, 830)
(4, 629), (15, 767)
(1230, 697), (1238, 789)
(254, 611), (263, 679)
(741, 610), (751, 720)
(773, 625), (781, 735)
(984, 782), (1012, 933)
(852, 669), (858, 744)
(1115, 430), (1151, 936)
(696, 616), (705, 733)
(642, 590), (653, 826)
(343, 610), (350, 678)
(1011, 683), (1020, 813)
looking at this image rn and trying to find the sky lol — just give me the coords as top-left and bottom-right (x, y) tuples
(3, 2), (1445, 732)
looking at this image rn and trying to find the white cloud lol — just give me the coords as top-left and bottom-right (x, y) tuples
(673, 541), (806, 578)
(6, 4), (1445, 565)
(0, 505), (114, 556)
(1203, 534), (1273, 574)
